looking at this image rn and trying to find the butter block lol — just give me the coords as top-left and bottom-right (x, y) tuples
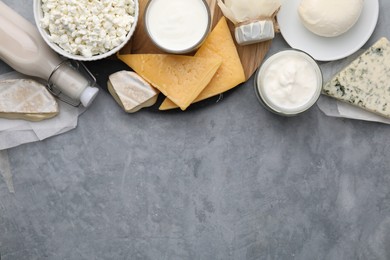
(118, 53), (222, 111)
(235, 20), (275, 45)
(108, 71), (159, 113)
(0, 79), (58, 121)
(159, 17), (245, 110)
(323, 37), (390, 118)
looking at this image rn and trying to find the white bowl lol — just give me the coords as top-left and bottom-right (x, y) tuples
(33, 0), (139, 61)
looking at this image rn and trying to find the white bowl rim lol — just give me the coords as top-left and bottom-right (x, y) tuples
(33, 0), (139, 61)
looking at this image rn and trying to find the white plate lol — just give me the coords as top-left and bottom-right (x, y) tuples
(277, 0), (379, 61)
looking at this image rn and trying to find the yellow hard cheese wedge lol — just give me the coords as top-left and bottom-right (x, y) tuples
(159, 16), (245, 110)
(117, 54), (222, 110)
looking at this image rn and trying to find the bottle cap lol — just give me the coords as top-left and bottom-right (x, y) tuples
(80, 86), (99, 107)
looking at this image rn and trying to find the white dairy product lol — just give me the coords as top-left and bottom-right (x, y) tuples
(298, 0), (364, 37)
(217, 0), (281, 45)
(0, 1), (98, 107)
(235, 20), (275, 46)
(107, 71), (159, 113)
(256, 50), (322, 115)
(145, 0), (210, 53)
(0, 79), (58, 121)
(40, 0), (136, 57)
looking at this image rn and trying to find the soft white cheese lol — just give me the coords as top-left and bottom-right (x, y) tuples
(0, 79), (58, 121)
(323, 37), (390, 118)
(235, 20), (275, 46)
(298, 0), (364, 37)
(217, 0), (281, 45)
(40, 0), (136, 57)
(108, 71), (159, 113)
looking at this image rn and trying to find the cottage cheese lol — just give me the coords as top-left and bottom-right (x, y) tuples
(40, 0), (136, 57)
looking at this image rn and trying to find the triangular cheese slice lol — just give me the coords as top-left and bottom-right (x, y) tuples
(323, 37), (390, 118)
(159, 16), (245, 110)
(107, 71), (159, 113)
(0, 79), (58, 121)
(117, 54), (222, 110)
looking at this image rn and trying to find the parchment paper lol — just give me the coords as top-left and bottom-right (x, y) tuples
(0, 71), (85, 150)
(317, 50), (390, 124)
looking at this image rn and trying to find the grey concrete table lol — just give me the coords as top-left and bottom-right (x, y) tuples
(1, 0), (390, 259)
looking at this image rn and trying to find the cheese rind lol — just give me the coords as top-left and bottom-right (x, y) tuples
(159, 17), (245, 110)
(0, 79), (58, 121)
(107, 71), (159, 113)
(118, 54), (222, 110)
(323, 37), (390, 118)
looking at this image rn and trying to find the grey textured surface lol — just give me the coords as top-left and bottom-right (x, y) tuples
(1, 0), (390, 259)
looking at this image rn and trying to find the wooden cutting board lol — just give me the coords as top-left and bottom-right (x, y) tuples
(120, 0), (273, 81)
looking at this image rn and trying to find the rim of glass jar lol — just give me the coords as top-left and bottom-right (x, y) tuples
(254, 49), (323, 116)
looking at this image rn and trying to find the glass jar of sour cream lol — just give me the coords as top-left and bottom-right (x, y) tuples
(254, 49), (322, 116)
(144, 0), (211, 54)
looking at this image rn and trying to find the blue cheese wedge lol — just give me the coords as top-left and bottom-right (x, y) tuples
(322, 37), (390, 118)
(0, 79), (58, 121)
(108, 71), (159, 113)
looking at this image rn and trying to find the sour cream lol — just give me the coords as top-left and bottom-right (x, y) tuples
(255, 50), (322, 116)
(144, 0), (210, 53)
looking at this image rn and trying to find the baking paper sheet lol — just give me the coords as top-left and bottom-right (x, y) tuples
(0, 71), (85, 150)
